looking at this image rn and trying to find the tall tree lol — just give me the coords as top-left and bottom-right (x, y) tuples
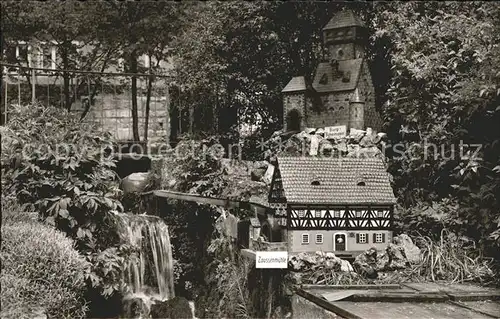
(373, 2), (500, 246)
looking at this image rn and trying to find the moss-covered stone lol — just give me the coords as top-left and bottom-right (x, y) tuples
(150, 296), (192, 319)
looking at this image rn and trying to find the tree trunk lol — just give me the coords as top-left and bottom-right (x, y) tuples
(144, 73), (154, 141)
(130, 50), (140, 142)
(61, 45), (71, 111)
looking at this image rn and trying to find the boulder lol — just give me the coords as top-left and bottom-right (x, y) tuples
(359, 134), (375, 148)
(353, 247), (379, 279)
(375, 252), (389, 271)
(122, 296), (150, 318)
(150, 296), (193, 319)
(393, 234), (422, 264)
(340, 259), (354, 272)
(251, 167), (266, 181)
(288, 256), (307, 271)
(262, 164), (275, 185)
(120, 172), (150, 194)
(385, 243), (408, 270)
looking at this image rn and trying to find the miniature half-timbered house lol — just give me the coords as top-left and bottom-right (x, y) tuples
(269, 156), (397, 256)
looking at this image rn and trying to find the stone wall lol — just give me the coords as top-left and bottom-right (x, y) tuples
(80, 93), (169, 142)
(358, 62), (382, 131)
(306, 92), (351, 129)
(283, 92), (306, 131)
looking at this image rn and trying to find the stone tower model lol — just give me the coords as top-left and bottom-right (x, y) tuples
(282, 10), (383, 133)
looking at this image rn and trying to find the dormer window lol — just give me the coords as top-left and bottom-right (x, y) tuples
(311, 174), (321, 185)
(356, 174), (367, 186)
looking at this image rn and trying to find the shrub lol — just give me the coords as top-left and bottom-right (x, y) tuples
(1, 222), (90, 319)
(1, 104), (123, 251)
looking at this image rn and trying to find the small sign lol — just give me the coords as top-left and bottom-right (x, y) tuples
(256, 251), (288, 269)
(325, 125), (347, 139)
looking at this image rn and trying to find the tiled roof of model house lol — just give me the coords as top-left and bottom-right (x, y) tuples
(276, 156), (396, 205)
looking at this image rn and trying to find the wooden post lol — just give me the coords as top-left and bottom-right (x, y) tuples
(17, 73), (21, 105)
(31, 68), (36, 104)
(4, 78), (7, 123)
(165, 82), (170, 143)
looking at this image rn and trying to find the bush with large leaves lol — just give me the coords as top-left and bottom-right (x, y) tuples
(1, 103), (123, 251)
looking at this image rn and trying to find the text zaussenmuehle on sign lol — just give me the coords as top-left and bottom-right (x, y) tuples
(255, 251), (288, 269)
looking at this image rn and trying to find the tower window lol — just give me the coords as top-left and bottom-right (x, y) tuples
(337, 48), (344, 58)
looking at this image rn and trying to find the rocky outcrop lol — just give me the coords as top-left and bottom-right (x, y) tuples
(353, 234), (422, 278)
(150, 297), (193, 319)
(393, 234), (422, 264)
(353, 247), (379, 279)
(264, 127), (387, 162)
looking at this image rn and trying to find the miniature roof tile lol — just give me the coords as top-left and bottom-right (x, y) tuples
(250, 217), (261, 227)
(276, 156), (397, 205)
(323, 10), (365, 30)
(312, 59), (363, 93)
(282, 76), (307, 93)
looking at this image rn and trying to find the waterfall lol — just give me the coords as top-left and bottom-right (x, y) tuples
(111, 212), (175, 301)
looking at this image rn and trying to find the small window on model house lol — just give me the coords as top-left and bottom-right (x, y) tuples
(302, 234), (310, 245)
(316, 234), (324, 244)
(357, 233), (368, 244)
(374, 233), (385, 243)
(315, 210), (321, 218)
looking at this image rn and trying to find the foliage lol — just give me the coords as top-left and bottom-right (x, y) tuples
(372, 2), (500, 251)
(1, 222), (90, 319)
(84, 246), (131, 298)
(1, 104), (123, 251)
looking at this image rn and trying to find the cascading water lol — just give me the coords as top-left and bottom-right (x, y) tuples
(111, 212), (175, 302)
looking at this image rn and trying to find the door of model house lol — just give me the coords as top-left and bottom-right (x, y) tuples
(334, 233), (346, 251)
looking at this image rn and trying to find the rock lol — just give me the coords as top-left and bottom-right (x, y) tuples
(376, 252), (390, 271)
(315, 128), (325, 136)
(359, 134), (375, 148)
(325, 252), (336, 259)
(319, 139), (334, 155)
(122, 297), (150, 318)
(385, 243), (408, 270)
(150, 296), (193, 319)
(353, 247), (379, 279)
(262, 164), (275, 185)
(120, 172), (150, 193)
(288, 256), (306, 271)
(251, 167), (266, 181)
(340, 259), (354, 272)
(393, 234), (422, 264)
